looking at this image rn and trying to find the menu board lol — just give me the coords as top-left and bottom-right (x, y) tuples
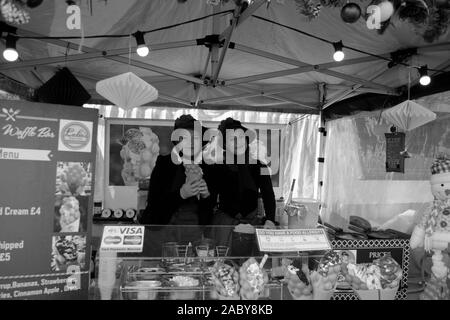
(0, 100), (98, 300)
(385, 133), (405, 173)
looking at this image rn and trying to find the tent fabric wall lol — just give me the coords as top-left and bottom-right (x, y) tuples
(85, 104), (319, 204)
(320, 90), (450, 231)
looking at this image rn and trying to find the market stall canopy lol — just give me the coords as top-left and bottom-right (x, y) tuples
(0, 0), (449, 113)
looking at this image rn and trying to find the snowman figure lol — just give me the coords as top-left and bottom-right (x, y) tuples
(410, 153), (450, 300)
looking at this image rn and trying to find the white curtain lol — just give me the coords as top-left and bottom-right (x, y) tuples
(84, 104), (319, 203)
(320, 95), (450, 230)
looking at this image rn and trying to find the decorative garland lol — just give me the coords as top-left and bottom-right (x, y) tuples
(292, 0), (449, 42)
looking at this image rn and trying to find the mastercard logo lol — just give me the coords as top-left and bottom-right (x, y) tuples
(123, 236), (142, 245)
(103, 236), (122, 245)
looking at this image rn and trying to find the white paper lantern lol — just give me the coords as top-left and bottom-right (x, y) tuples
(381, 100), (436, 131)
(95, 72), (158, 110)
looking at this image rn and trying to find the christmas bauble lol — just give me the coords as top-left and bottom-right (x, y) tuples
(435, 0), (449, 7)
(341, 3), (362, 23)
(26, 0), (44, 8)
(378, 1), (395, 22)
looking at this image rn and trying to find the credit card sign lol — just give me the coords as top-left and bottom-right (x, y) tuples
(100, 226), (144, 252)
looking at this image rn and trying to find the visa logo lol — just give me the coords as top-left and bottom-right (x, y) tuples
(119, 227), (143, 235)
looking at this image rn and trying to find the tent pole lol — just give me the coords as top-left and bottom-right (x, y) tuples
(193, 49), (212, 107)
(211, 5), (240, 86)
(314, 83), (326, 201)
(218, 0), (268, 42)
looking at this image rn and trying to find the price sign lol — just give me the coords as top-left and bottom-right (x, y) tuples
(256, 229), (331, 252)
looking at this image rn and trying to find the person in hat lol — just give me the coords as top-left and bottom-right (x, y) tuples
(208, 117), (277, 257)
(140, 115), (215, 248)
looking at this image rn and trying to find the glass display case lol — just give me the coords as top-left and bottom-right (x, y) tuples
(91, 225), (329, 300)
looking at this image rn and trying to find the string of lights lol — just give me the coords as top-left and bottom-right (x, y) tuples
(0, 7), (447, 86)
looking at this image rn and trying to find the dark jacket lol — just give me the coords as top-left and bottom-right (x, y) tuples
(140, 154), (215, 225)
(209, 161), (276, 223)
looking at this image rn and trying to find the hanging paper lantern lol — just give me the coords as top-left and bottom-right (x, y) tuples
(341, 2), (362, 23)
(35, 67), (91, 106)
(378, 0), (395, 22)
(95, 72), (159, 110)
(381, 100), (436, 131)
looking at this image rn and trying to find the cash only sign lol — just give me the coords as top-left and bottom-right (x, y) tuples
(0, 100), (98, 300)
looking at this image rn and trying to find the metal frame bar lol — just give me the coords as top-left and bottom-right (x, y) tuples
(231, 84), (319, 110)
(322, 66), (390, 109)
(13, 27), (204, 84)
(233, 43), (394, 91)
(212, 5), (240, 85)
(193, 49), (212, 106)
(218, 0), (267, 42)
(0, 39), (199, 71)
(201, 85), (313, 104)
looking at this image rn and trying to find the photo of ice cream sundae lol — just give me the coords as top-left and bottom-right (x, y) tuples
(118, 127), (160, 188)
(56, 162), (92, 196)
(59, 196), (81, 232)
(51, 235), (86, 272)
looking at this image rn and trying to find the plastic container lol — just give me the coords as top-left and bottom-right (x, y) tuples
(286, 199), (320, 229)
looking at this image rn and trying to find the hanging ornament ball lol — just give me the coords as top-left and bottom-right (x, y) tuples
(435, 0), (449, 7)
(26, 0), (44, 8)
(378, 0), (395, 22)
(340, 3), (362, 23)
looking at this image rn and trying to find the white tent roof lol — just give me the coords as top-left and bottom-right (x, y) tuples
(0, 0), (449, 113)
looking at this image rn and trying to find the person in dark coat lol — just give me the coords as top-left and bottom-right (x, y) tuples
(208, 117), (277, 256)
(139, 115), (215, 252)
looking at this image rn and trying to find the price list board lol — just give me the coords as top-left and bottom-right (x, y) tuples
(256, 229), (332, 252)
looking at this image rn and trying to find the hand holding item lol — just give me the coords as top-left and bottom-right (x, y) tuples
(180, 180), (201, 199)
(198, 179), (210, 199)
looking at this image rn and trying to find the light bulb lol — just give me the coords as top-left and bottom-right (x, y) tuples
(3, 48), (18, 62)
(333, 50), (345, 62)
(332, 41), (345, 62)
(419, 75), (431, 86)
(136, 45), (149, 57)
(133, 31), (149, 58)
(3, 34), (19, 62)
(419, 65), (431, 86)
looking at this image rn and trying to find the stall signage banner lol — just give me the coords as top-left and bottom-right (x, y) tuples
(256, 229), (331, 252)
(0, 100), (98, 300)
(100, 226), (145, 252)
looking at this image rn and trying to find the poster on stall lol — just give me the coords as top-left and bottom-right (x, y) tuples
(0, 100), (98, 300)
